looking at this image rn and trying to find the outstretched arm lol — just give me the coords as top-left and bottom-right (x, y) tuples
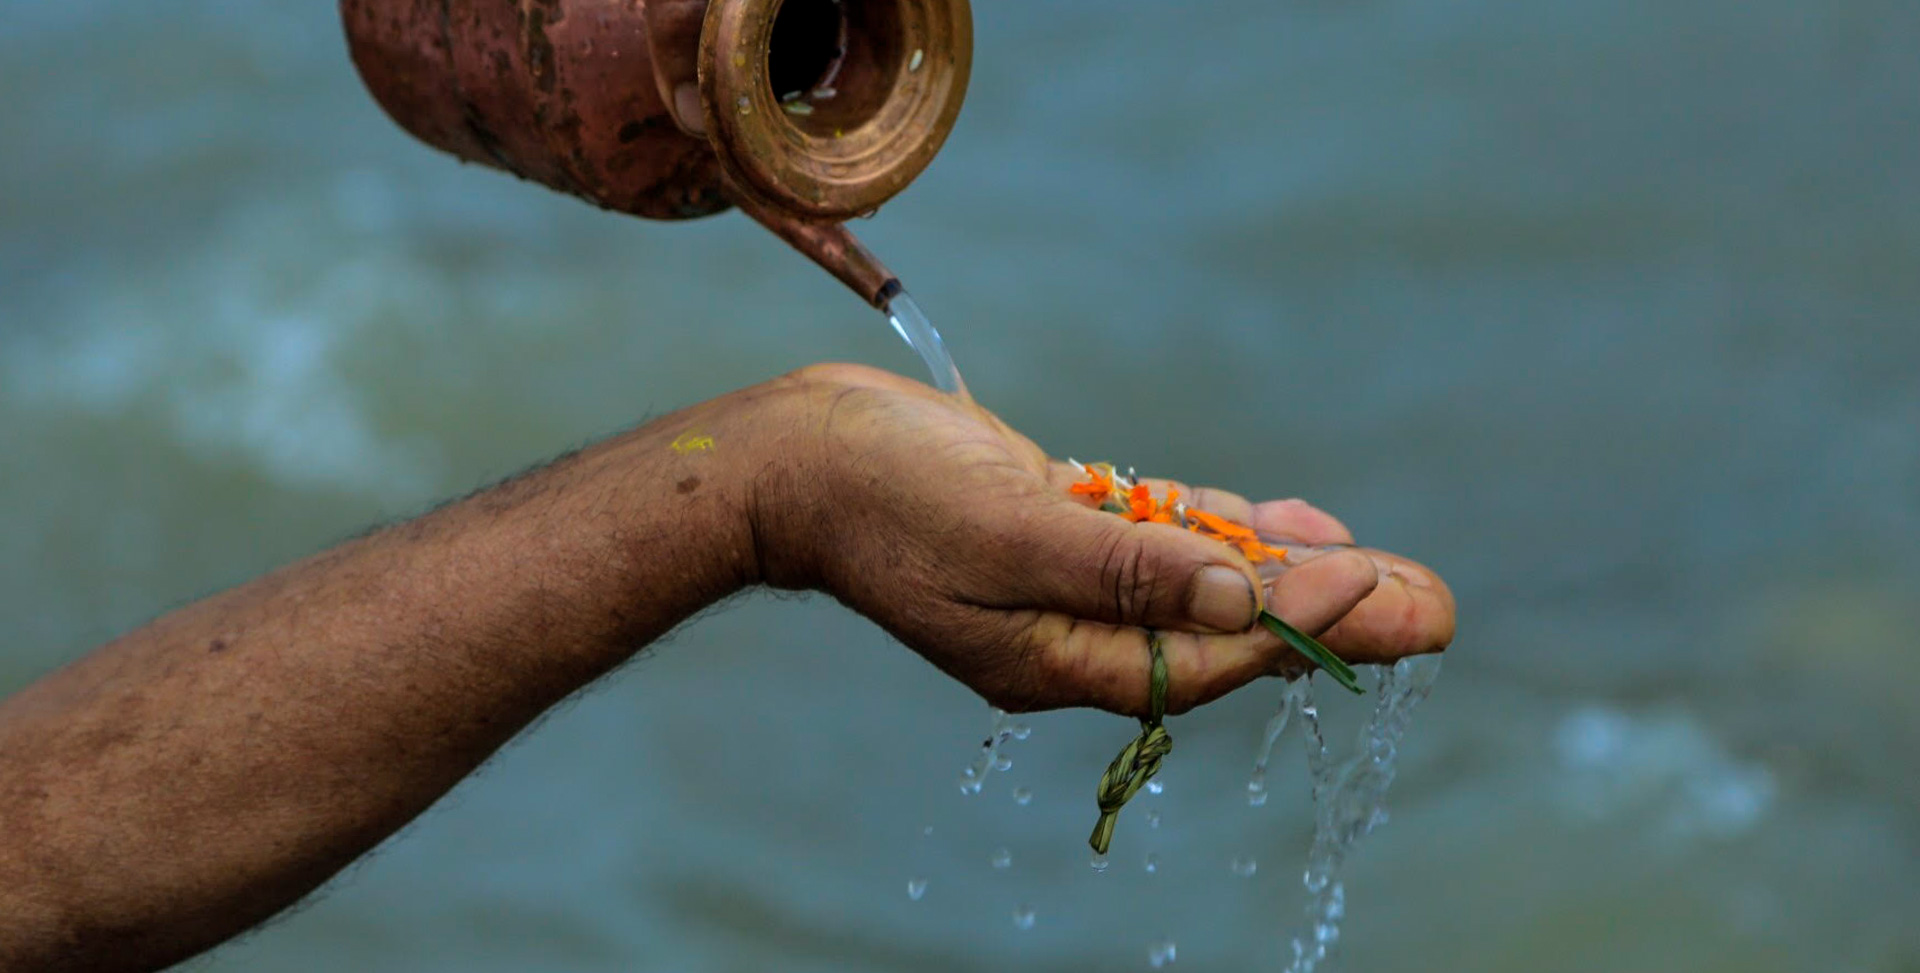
(0, 364), (1452, 971)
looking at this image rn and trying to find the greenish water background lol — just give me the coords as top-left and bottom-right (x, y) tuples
(3, 0), (1918, 969)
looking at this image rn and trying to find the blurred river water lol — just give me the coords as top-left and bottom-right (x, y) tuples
(3, 0), (1918, 970)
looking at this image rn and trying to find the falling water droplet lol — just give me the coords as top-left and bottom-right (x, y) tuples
(921, 825), (935, 838)
(1143, 852), (1160, 875)
(1282, 658), (1443, 973)
(993, 754), (1013, 773)
(1145, 810), (1161, 829)
(1012, 905), (1037, 930)
(1145, 779), (1165, 796)
(1148, 940), (1178, 968)
(909, 48), (925, 72)
(906, 878), (928, 901)
(1090, 852), (1111, 873)
(990, 847), (1013, 870)
(1010, 723), (1033, 740)
(1247, 772), (1269, 807)
(1012, 787), (1033, 806)
(1230, 856), (1259, 878)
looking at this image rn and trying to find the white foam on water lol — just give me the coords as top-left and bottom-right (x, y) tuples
(2, 192), (443, 500)
(1552, 703), (1776, 841)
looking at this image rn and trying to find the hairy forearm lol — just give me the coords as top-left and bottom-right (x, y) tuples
(0, 391), (773, 970)
(0, 362), (1457, 970)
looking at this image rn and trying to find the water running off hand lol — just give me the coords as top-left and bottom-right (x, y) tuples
(884, 289), (968, 397)
(1263, 656), (1443, 973)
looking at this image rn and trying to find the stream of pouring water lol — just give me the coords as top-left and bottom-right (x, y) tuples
(885, 290), (967, 396)
(1278, 655), (1443, 973)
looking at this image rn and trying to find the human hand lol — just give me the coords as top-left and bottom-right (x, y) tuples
(740, 364), (1455, 717)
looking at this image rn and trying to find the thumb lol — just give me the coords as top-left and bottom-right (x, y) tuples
(999, 503), (1263, 634)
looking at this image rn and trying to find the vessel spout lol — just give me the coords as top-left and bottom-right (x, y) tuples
(733, 192), (899, 309)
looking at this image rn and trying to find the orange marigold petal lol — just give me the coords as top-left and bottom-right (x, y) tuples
(1068, 463), (1116, 504)
(1186, 508), (1258, 540)
(1125, 483), (1156, 522)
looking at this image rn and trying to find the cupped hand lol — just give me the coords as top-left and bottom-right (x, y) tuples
(746, 364), (1454, 717)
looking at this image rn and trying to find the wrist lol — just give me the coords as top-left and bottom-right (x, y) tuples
(726, 372), (846, 593)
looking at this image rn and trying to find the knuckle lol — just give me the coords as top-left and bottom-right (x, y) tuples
(1095, 530), (1159, 623)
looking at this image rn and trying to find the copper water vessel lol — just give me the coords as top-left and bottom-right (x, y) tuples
(340, 0), (972, 307)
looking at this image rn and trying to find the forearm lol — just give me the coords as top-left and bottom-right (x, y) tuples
(0, 391), (770, 970)
(0, 363), (1455, 970)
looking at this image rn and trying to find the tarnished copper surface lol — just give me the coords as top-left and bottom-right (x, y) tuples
(340, 0), (971, 306)
(701, 0), (972, 221)
(731, 191), (898, 306)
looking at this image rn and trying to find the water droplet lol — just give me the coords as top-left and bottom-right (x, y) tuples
(1145, 779), (1165, 796)
(990, 847), (1013, 870)
(1012, 787), (1033, 806)
(735, 95), (752, 115)
(1011, 723), (1032, 740)
(782, 100), (815, 116)
(1248, 790), (1270, 807)
(1012, 905), (1036, 930)
(1147, 939), (1178, 968)
(1230, 856), (1258, 878)
(993, 755), (1013, 772)
(909, 48), (925, 73)
(1090, 853), (1110, 873)
(921, 825), (935, 838)
(1143, 852), (1159, 874)
(958, 777), (983, 796)
(1145, 809), (1161, 829)
(906, 878), (928, 901)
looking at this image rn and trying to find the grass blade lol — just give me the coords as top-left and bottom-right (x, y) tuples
(1258, 610), (1364, 695)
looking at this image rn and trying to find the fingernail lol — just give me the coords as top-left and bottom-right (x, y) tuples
(1368, 554), (1396, 583)
(673, 83), (707, 136)
(1189, 565), (1258, 633)
(1390, 565), (1433, 589)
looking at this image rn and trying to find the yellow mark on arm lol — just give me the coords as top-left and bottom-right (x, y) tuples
(671, 431), (716, 454)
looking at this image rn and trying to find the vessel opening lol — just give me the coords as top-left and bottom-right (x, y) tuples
(767, 0), (904, 136)
(768, 0), (843, 98)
